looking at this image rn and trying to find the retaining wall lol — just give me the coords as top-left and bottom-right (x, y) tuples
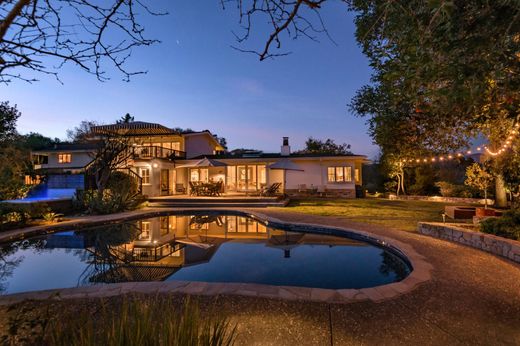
(389, 194), (491, 205)
(418, 222), (520, 264)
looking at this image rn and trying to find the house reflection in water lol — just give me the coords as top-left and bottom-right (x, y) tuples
(43, 214), (364, 285)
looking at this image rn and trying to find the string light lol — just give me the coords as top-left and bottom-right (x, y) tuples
(399, 121), (519, 163)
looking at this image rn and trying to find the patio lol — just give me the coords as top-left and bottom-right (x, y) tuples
(1, 206), (520, 344)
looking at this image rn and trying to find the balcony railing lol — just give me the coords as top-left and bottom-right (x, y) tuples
(132, 146), (186, 160)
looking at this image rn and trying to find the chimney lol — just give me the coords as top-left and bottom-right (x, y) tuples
(281, 137), (291, 156)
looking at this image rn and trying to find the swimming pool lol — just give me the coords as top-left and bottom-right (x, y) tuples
(0, 212), (411, 295)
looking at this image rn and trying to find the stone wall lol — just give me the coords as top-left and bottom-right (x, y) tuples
(389, 194), (492, 205)
(285, 189), (356, 198)
(418, 222), (520, 264)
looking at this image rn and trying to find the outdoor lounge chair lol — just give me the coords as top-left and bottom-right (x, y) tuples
(261, 182), (281, 196)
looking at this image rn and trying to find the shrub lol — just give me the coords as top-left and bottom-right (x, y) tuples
(75, 172), (145, 215)
(480, 210), (520, 241)
(435, 181), (474, 198)
(44, 296), (237, 346)
(0, 202), (48, 230)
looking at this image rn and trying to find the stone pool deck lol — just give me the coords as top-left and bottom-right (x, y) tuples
(1, 208), (520, 344)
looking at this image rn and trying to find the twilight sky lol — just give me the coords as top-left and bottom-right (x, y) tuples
(1, 1), (377, 157)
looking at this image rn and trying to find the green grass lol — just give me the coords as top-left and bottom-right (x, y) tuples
(275, 198), (472, 232)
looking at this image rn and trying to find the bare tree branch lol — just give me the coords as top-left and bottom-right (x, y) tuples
(226, 0), (336, 60)
(0, 0), (166, 83)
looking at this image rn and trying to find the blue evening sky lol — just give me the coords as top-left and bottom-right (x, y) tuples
(1, 1), (377, 157)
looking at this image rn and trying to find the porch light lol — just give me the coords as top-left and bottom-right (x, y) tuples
(153, 163), (158, 168)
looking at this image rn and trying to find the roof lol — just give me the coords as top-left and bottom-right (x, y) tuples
(91, 121), (179, 136)
(32, 142), (101, 153)
(187, 152), (368, 160)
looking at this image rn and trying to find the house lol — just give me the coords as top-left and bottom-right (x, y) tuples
(31, 121), (368, 198)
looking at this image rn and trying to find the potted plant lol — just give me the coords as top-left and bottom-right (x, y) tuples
(465, 163), (495, 217)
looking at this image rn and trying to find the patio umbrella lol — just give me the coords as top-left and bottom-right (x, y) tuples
(268, 159), (304, 194)
(266, 232), (305, 258)
(268, 159), (304, 171)
(176, 157), (227, 168)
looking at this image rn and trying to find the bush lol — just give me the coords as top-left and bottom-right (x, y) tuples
(44, 296), (237, 346)
(435, 181), (474, 198)
(0, 202), (48, 231)
(75, 172), (144, 215)
(480, 210), (520, 241)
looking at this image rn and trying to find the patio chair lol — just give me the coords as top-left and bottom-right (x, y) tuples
(175, 183), (186, 194)
(189, 182), (200, 196)
(261, 182), (281, 196)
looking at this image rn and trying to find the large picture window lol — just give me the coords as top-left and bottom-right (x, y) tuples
(58, 153), (71, 163)
(327, 166), (352, 183)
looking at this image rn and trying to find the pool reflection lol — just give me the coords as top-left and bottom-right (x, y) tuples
(0, 214), (411, 294)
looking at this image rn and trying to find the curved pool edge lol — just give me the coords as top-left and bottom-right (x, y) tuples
(0, 208), (433, 305)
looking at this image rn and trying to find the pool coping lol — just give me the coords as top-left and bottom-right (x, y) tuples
(0, 208), (433, 305)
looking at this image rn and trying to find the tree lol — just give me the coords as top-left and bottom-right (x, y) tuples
(0, 1), (165, 83)
(465, 163), (494, 208)
(86, 132), (133, 195)
(298, 137), (352, 155)
(225, 0), (334, 60)
(494, 148), (520, 208)
(0, 145), (31, 200)
(0, 101), (20, 143)
(20, 132), (59, 150)
(229, 148), (262, 156)
(213, 134), (228, 150)
(117, 113), (135, 124)
(66, 120), (98, 143)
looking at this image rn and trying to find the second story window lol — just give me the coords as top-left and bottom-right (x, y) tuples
(140, 168), (150, 185)
(58, 153), (72, 163)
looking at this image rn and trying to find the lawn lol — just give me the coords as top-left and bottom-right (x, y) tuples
(275, 198), (472, 232)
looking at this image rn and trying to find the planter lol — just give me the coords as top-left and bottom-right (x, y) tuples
(476, 207), (496, 217)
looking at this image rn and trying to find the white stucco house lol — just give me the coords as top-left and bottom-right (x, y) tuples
(31, 121), (368, 198)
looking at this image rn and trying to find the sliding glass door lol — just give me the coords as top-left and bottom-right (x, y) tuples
(228, 165), (266, 192)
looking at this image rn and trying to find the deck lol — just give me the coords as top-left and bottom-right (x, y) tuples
(147, 194), (289, 208)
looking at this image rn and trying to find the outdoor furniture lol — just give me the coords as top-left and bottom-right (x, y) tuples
(190, 181), (222, 196)
(261, 182), (282, 196)
(189, 182), (201, 196)
(297, 184), (307, 194)
(175, 183), (186, 194)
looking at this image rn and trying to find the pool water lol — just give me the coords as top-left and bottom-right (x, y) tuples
(0, 213), (411, 295)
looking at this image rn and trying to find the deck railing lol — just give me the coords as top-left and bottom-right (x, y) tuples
(132, 146), (186, 160)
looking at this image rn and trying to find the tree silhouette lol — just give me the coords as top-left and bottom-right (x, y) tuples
(0, 1), (165, 83)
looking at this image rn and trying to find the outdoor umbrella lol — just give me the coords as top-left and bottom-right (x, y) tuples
(268, 159), (304, 193)
(267, 232), (305, 258)
(176, 157), (227, 168)
(268, 159), (304, 171)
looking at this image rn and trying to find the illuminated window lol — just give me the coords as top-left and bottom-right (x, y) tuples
(355, 168), (360, 183)
(139, 221), (151, 240)
(190, 168), (208, 182)
(58, 153), (71, 163)
(160, 216), (169, 236)
(140, 168), (150, 185)
(327, 166), (352, 183)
